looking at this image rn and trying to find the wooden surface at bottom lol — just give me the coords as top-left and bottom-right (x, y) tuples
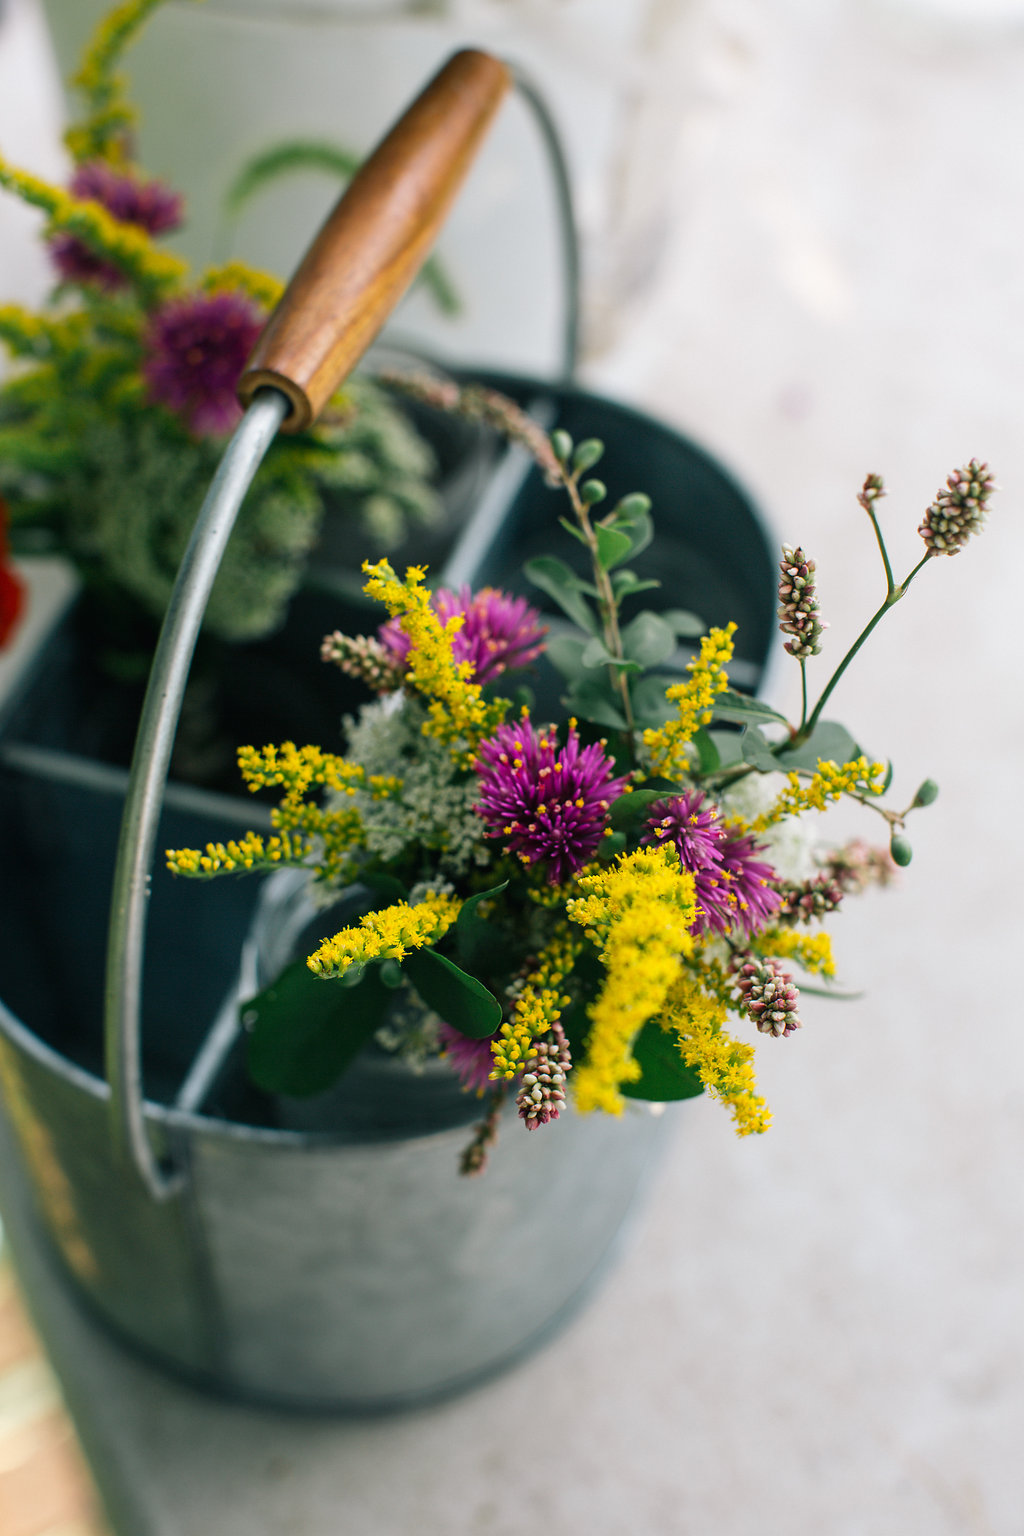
(0, 1254), (108, 1536)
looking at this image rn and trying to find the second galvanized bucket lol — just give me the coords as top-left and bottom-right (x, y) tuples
(0, 51), (776, 1410)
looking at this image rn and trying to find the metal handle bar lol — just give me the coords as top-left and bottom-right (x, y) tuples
(102, 51), (580, 1199)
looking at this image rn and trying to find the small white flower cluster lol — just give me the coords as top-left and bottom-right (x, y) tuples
(339, 696), (489, 876)
(719, 771), (819, 883)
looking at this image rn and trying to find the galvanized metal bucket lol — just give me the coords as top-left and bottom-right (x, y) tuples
(0, 53), (777, 1411)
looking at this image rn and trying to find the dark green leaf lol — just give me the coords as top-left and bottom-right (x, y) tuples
(595, 526), (632, 569)
(712, 689), (790, 727)
(403, 949), (502, 1039)
(692, 726), (721, 774)
(524, 555), (598, 635)
(360, 871), (408, 906)
(454, 881), (509, 972)
(607, 785), (677, 828)
(776, 720), (861, 772)
(244, 959), (389, 1097)
(620, 1018), (705, 1102)
(564, 677), (629, 730)
(621, 611), (676, 667)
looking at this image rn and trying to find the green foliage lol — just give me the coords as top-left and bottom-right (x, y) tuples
(403, 949), (503, 1039)
(620, 1019), (704, 1102)
(245, 956), (390, 1097)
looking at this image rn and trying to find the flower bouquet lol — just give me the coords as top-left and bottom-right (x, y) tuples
(0, 0), (440, 656)
(166, 376), (995, 1171)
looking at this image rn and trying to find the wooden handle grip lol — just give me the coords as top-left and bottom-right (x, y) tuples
(237, 49), (511, 432)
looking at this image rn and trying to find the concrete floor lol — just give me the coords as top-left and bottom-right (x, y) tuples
(1, 1), (1023, 1532)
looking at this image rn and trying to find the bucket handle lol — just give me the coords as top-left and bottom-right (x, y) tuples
(104, 49), (519, 1201)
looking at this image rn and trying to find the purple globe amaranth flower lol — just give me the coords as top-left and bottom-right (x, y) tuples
(143, 289), (264, 436)
(380, 586), (547, 686)
(718, 824), (784, 936)
(475, 714), (630, 885)
(49, 160), (183, 291)
(438, 1021), (495, 1094)
(642, 790), (781, 938)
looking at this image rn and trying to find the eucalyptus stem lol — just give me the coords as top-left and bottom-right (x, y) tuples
(564, 473), (636, 739)
(798, 553), (931, 744)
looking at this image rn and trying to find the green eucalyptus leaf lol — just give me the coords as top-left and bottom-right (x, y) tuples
(629, 672), (681, 729)
(244, 959), (389, 1098)
(524, 555), (599, 635)
(621, 610), (676, 667)
(551, 429), (573, 464)
(611, 492), (652, 521)
(403, 949), (502, 1039)
(707, 729), (745, 767)
(610, 569), (661, 600)
(712, 690), (790, 727)
(620, 1019), (705, 1102)
(595, 525), (632, 569)
(564, 677), (629, 730)
(776, 720), (861, 772)
(557, 516), (591, 547)
(573, 438), (604, 472)
(659, 608), (705, 638)
(580, 635), (639, 672)
(741, 725), (779, 771)
(619, 511), (654, 559)
(545, 633), (588, 680)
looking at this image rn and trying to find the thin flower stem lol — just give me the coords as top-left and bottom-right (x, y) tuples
(866, 506), (897, 597)
(564, 474), (636, 742)
(798, 660), (808, 733)
(798, 553), (931, 743)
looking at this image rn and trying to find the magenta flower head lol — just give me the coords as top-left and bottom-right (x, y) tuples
(49, 160), (183, 290)
(438, 1021), (495, 1093)
(642, 791), (781, 937)
(380, 585), (547, 685)
(143, 289), (264, 436)
(475, 714), (630, 884)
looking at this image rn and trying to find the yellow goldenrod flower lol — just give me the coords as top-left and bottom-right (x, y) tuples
(565, 846), (697, 1115)
(490, 927), (580, 1081)
(759, 928), (837, 978)
(166, 829), (313, 878)
(642, 623), (736, 778)
(753, 756), (887, 830)
(306, 891), (462, 979)
(361, 560), (506, 750)
(662, 971), (772, 1136)
(201, 261), (283, 310)
(0, 155), (186, 299)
